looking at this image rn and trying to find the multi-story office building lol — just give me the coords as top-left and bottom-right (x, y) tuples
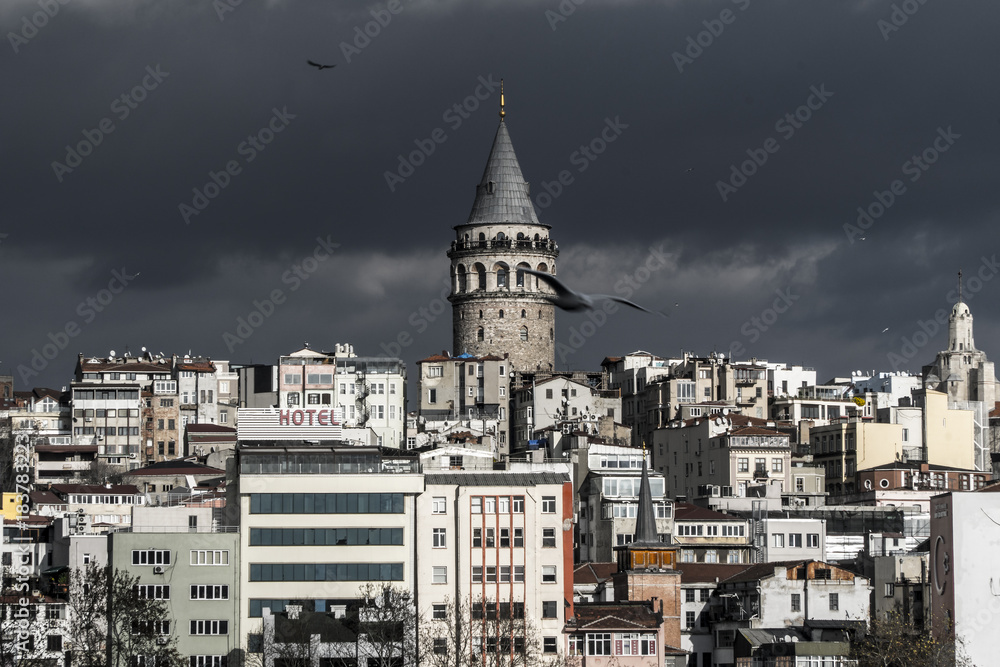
(70, 382), (143, 467)
(417, 471), (573, 663)
(228, 440), (422, 648)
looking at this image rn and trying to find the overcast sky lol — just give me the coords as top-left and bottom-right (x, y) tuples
(3, 0), (999, 399)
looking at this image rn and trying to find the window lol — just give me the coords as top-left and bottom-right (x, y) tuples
(513, 496), (524, 513)
(789, 533), (802, 548)
(519, 326), (528, 341)
(433, 528), (446, 548)
(542, 566), (556, 583)
(477, 328), (485, 341)
(542, 496), (556, 513)
(189, 657), (227, 667)
(190, 550), (229, 566)
(588, 633), (612, 656)
(685, 589), (695, 603)
(432, 497), (446, 514)
(432, 567), (447, 584)
(807, 533), (819, 548)
(432, 604), (447, 619)
(190, 585), (229, 600)
(772, 458), (783, 472)
(542, 600), (557, 618)
(773, 534), (784, 548)
(190, 620), (229, 635)
(135, 585), (170, 599)
(543, 527), (556, 548)
(471, 497), (482, 513)
(700, 589), (710, 602)
(685, 611), (695, 628)
(499, 528), (510, 548)
(514, 527), (524, 548)
(484, 497), (496, 513)
(428, 388), (437, 404)
(884, 583), (895, 597)
(737, 457), (749, 473)
(829, 593), (839, 611)
(472, 528), (482, 548)
(543, 637), (557, 654)
(132, 550), (171, 566)
(569, 636), (584, 656)
(791, 594), (801, 612)
(514, 566), (524, 582)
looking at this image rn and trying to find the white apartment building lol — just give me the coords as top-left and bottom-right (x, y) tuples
(417, 472), (573, 663)
(510, 376), (620, 452)
(278, 345), (406, 448)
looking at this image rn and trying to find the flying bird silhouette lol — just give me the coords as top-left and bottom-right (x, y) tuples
(523, 269), (661, 315)
(881, 327), (890, 333)
(307, 60), (336, 70)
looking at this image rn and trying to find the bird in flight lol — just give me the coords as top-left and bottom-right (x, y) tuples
(523, 269), (662, 315)
(307, 60), (336, 70)
(881, 327), (890, 333)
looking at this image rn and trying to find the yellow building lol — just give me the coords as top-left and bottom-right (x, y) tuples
(2, 491), (24, 521)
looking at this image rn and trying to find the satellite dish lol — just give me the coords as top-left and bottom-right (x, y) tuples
(109, 350), (116, 357)
(142, 347), (147, 352)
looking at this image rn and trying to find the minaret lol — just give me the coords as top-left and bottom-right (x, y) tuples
(447, 82), (559, 373)
(948, 270), (975, 353)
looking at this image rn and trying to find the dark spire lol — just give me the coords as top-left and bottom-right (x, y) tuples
(633, 448), (659, 545)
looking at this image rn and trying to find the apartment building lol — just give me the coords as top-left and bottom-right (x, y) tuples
(510, 376), (620, 452)
(417, 472), (573, 662)
(578, 467), (673, 563)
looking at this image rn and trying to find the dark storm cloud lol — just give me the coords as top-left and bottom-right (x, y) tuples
(3, 0), (999, 391)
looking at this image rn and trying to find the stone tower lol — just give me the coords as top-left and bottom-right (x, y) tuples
(922, 297), (997, 407)
(448, 86), (558, 373)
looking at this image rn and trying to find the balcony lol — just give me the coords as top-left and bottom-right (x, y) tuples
(449, 238), (558, 254)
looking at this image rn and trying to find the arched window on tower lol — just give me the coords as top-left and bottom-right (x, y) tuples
(497, 232), (506, 241)
(495, 262), (510, 289)
(521, 309), (526, 319)
(474, 263), (487, 290)
(456, 265), (467, 292)
(477, 328), (485, 342)
(478, 232), (486, 248)
(520, 327), (528, 342)
(516, 262), (530, 288)
(538, 310), (542, 319)
(479, 310), (483, 319)
(499, 309), (505, 319)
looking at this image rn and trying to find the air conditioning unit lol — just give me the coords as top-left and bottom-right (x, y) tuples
(153, 566), (164, 574)
(85, 417), (92, 422)
(156, 637), (168, 645)
(129, 453), (137, 459)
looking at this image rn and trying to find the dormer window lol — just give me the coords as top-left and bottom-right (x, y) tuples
(487, 181), (496, 194)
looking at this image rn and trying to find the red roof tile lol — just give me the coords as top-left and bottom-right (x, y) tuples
(574, 562), (618, 585)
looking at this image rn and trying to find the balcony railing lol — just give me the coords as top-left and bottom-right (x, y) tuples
(450, 239), (558, 253)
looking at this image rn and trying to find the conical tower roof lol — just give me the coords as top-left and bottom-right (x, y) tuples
(464, 120), (542, 226)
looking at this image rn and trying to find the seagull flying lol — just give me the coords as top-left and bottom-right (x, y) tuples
(523, 269), (661, 315)
(882, 327), (890, 333)
(307, 60), (336, 70)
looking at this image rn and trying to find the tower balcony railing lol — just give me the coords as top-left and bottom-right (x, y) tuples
(449, 239), (557, 253)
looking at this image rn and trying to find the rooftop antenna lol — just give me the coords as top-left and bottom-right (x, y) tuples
(958, 269), (963, 303)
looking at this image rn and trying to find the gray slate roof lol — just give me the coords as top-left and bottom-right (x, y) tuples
(465, 121), (542, 226)
(426, 471), (569, 487)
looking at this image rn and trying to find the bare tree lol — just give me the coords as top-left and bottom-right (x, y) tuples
(0, 592), (56, 667)
(82, 459), (126, 486)
(852, 610), (972, 667)
(65, 563), (184, 667)
(356, 583), (423, 667)
(420, 597), (557, 667)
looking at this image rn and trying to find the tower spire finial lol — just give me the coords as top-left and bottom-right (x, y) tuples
(499, 78), (505, 122)
(958, 269), (963, 303)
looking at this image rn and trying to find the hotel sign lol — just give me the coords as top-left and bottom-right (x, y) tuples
(237, 408), (343, 440)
